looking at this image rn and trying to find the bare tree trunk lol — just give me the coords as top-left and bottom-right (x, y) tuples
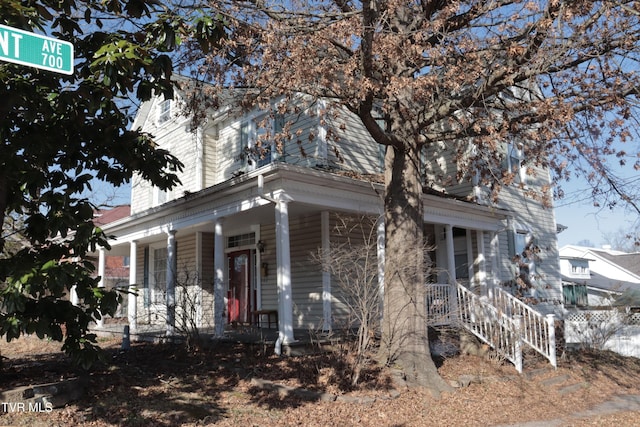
(380, 140), (453, 396)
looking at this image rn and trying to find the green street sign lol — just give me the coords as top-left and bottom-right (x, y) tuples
(0, 24), (73, 75)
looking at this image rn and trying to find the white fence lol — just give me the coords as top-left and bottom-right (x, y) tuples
(565, 310), (640, 358)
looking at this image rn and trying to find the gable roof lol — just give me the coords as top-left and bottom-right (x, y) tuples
(593, 251), (640, 276)
(560, 244), (640, 294)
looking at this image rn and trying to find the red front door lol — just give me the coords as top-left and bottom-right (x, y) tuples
(228, 250), (252, 324)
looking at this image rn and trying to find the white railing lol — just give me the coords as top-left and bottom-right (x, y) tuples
(425, 283), (559, 372)
(425, 284), (456, 326)
(491, 287), (557, 368)
(456, 285), (523, 372)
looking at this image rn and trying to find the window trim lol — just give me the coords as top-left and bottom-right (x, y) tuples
(239, 112), (286, 170)
(149, 244), (168, 305)
(507, 142), (527, 184)
(157, 99), (171, 125)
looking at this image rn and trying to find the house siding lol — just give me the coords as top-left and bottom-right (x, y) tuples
(258, 223), (278, 312)
(325, 105), (382, 174)
(289, 214), (325, 329)
(282, 107), (323, 168)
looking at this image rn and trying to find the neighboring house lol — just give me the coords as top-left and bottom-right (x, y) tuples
(71, 205), (132, 318)
(94, 78), (563, 364)
(560, 245), (640, 358)
(93, 205), (132, 290)
(559, 245), (640, 308)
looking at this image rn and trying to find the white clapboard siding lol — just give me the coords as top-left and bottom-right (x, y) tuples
(258, 223), (278, 312)
(324, 105), (382, 174)
(288, 214), (325, 329)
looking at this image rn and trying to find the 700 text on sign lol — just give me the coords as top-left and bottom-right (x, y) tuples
(0, 24), (73, 75)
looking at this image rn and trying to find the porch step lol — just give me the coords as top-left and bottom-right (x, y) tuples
(540, 374), (570, 387)
(537, 372), (589, 396)
(558, 382), (588, 395)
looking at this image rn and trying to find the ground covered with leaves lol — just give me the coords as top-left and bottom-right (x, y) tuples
(1, 335), (640, 426)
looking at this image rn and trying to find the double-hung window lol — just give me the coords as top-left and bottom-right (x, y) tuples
(157, 99), (171, 125)
(507, 142), (527, 184)
(510, 228), (536, 290)
(240, 113), (286, 169)
(152, 247), (168, 304)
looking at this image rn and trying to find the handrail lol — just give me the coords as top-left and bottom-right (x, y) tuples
(492, 287), (557, 367)
(456, 284), (523, 373)
(425, 283), (556, 372)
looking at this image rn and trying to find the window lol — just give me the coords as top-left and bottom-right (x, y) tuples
(240, 114), (285, 169)
(507, 142), (527, 184)
(157, 99), (171, 124)
(563, 283), (588, 307)
(152, 247), (168, 304)
(153, 186), (168, 207)
(228, 232), (256, 249)
(453, 227), (469, 280)
(510, 229), (536, 288)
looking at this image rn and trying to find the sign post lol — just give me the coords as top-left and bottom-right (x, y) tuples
(0, 24), (73, 75)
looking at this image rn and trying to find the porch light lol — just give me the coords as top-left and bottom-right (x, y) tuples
(256, 240), (266, 253)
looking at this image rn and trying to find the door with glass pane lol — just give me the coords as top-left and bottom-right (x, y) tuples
(228, 250), (252, 323)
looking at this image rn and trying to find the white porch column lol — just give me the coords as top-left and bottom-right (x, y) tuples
(166, 230), (177, 336)
(321, 211), (331, 331)
(96, 248), (106, 328)
(195, 231), (203, 328)
(465, 229), (474, 286)
(376, 216), (385, 319)
(276, 199), (295, 346)
(476, 231), (488, 296)
(490, 231), (500, 299)
(128, 240), (138, 332)
(213, 219), (226, 337)
(445, 224), (456, 284)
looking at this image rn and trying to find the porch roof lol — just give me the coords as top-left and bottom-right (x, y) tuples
(101, 163), (508, 253)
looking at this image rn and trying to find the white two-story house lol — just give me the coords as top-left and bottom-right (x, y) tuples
(95, 78), (563, 357)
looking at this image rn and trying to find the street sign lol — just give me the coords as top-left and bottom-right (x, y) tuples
(0, 24), (73, 75)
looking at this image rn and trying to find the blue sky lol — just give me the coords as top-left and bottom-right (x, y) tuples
(554, 180), (638, 248)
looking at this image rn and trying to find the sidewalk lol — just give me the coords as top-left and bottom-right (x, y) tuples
(497, 394), (640, 426)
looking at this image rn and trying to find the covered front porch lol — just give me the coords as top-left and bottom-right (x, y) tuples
(93, 163), (510, 353)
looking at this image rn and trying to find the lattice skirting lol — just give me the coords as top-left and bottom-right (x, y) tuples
(565, 310), (640, 325)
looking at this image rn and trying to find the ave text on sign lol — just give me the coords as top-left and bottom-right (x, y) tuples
(0, 24), (73, 75)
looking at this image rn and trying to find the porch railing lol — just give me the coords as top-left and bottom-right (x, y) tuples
(456, 284), (523, 372)
(425, 284), (456, 326)
(491, 287), (557, 368)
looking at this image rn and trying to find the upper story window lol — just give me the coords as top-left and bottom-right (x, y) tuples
(568, 259), (590, 278)
(157, 99), (171, 125)
(239, 113), (285, 170)
(153, 186), (168, 207)
(506, 142), (527, 184)
(511, 228), (536, 288)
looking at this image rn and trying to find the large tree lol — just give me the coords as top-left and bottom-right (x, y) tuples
(0, 0), (223, 368)
(180, 0), (640, 392)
